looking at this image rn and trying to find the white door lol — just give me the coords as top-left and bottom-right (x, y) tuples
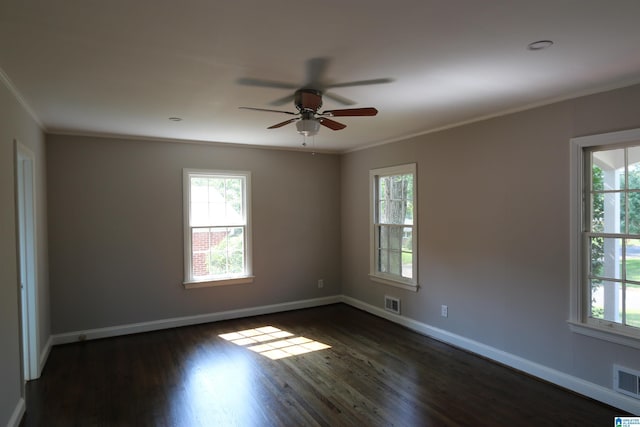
(16, 140), (39, 381)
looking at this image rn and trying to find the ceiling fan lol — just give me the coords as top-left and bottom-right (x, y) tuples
(237, 57), (391, 136)
(239, 89), (379, 136)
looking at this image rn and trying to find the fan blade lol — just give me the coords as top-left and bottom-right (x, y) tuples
(325, 78), (393, 89)
(268, 118), (299, 129)
(305, 57), (331, 88)
(319, 118), (346, 130)
(236, 77), (298, 90)
(269, 93), (296, 106)
(239, 107), (297, 115)
(323, 91), (356, 106)
(323, 107), (378, 117)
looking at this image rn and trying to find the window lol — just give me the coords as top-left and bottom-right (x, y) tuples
(570, 129), (640, 347)
(370, 163), (417, 291)
(183, 169), (253, 288)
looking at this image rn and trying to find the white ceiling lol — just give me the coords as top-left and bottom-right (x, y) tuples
(2, 1), (640, 152)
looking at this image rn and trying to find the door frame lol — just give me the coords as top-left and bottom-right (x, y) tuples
(15, 139), (39, 381)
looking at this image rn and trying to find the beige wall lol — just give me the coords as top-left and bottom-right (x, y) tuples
(0, 79), (48, 426)
(46, 135), (341, 333)
(341, 84), (640, 393)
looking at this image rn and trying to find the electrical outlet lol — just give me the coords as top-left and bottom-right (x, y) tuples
(441, 305), (448, 318)
(318, 279), (324, 288)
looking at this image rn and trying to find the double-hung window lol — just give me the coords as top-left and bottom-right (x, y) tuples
(571, 129), (640, 347)
(183, 169), (253, 288)
(370, 163), (418, 291)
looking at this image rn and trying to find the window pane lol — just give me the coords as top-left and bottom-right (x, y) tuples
(628, 146), (640, 190)
(590, 278), (604, 320)
(626, 283), (640, 328)
(225, 178), (243, 219)
(190, 177), (209, 201)
(591, 280), (622, 322)
(389, 226), (402, 250)
(626, 239), (640, 282)
(209, 230), (229, 276)
(389, 250), (402, 276)
(379, 201), (388, 223)
(378, 176), (389, 200)
(592, 149), (624, 191)
(191, 228), (211, 278)
(402, 252), (412, 279)
(402, 227), (413, 252)
(228, 227), (245, 274)
(390, 175), (403, 199)
(405, 201), (414, 223)
(592, 192), (623, 234)
(590, 237), (622, 280)
(389, 200), (403, 224)
(378, 226), (389, 250)
(405, 175), (414, 202)
(628, 192), (640, 235)
(592, 163), (603, 192)
(591, 192), (603, 233)
(378, 249), (389, 273)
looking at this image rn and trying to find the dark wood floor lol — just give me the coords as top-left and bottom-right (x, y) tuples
(20, 304), (626, 426)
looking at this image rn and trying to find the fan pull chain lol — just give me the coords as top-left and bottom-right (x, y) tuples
(301, 135), (317, 155)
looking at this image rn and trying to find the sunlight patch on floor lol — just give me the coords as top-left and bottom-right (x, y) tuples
(219, 326), (331, 360)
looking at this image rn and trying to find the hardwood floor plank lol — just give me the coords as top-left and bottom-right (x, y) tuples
(20, 304), (627, 426)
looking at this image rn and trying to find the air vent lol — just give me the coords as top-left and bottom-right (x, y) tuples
(384, 296), (400, 315)
(614, 364), (640, 399)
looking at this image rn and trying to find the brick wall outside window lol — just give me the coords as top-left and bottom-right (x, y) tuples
(191, 228), (228, 277)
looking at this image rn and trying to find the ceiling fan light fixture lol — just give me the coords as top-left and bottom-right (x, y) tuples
(296, 118), (320, 136)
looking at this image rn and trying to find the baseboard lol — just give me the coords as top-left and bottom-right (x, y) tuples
(341, 295), (640, 415)
(51, 295), (341, 346)
(38, 334), (53, 377)
(7, 397), (25, 427)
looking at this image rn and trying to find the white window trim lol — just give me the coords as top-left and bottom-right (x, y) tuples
(369, 163), (418, 292)
(183, 168), (253, 289)
(570, 128), (640, 348)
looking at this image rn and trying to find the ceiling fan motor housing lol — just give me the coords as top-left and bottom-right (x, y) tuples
(295, 89), (322, 111)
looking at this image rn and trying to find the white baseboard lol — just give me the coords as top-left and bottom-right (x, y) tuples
(341, 295), (640, 415)
(51, 295), (341, 346)
(7, 397), (25, 427)
(37, 334), (53, 378)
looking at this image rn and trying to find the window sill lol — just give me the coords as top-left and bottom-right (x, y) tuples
(567, 320), (640, 350)
(369, 274), (419, 292)
(183, 276), (255, 289)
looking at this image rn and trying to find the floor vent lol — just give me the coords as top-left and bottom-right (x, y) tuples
(384, 296), (400, 315)
(614, 364), (640, 399)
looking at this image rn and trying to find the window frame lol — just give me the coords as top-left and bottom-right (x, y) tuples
(369, 163), (418, 291)
(570, 128), (640, 349)
(183, 168), (254, 289)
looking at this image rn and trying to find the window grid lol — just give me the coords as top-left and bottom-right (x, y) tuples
(585, 145), (640, 333)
